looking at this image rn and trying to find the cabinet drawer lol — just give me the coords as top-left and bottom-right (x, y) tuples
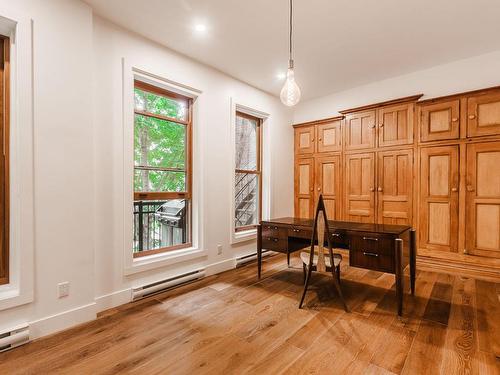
(349, 249), (394, 273)
(261, 236), (287, 252)
(348, 232), (395, 256)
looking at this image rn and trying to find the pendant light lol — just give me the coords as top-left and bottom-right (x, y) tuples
(280, 0), (301, 106)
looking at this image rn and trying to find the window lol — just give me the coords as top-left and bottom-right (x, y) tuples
(133, 80), (192, 257)
(234, 111), (262, 232)
(0, 36), (9, 285)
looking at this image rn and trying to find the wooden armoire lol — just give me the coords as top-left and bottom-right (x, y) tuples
(293, 87), (500, 281)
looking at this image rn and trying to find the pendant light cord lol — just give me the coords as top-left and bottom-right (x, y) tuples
(289, 0), (293, 67)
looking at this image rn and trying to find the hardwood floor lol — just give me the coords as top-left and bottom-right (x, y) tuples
(0, 254), (498, 374)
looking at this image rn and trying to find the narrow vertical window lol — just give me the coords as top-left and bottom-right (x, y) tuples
(0, 36), (9, 285)
(133, 80), (192, 257)
(234, 112), (262, 231)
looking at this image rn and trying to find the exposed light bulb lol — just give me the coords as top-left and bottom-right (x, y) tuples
(280, 66), (301, 106)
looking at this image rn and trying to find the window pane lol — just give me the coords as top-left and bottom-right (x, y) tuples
(134, 88), (188, 121)
(134, 170), (186, 192)
(235, 114), (258, 170)
(134, 114), (186, 169)
(133, 199), (190, 254)
(235, 172), (259, 228)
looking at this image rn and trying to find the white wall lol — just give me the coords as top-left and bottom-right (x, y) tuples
(293, 50), (500, 123)
(0, 1), (293, 339)
(92, 16), (293, 305)
(0, 0), (95, 336)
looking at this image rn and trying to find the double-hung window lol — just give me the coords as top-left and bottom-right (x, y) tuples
(0, 36), (9, 284)
(133, 80), (192, 257)
(234, 111), (262, 232)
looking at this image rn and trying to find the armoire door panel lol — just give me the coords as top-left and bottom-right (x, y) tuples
(419, 100), (460, 142)
(419, 146), (459, 252)
(294, 158), (314, 218)
(316, 154), (341, 220)
(466, 142), (500, 258)
(344, 111), (376, 151)
(317, 120), (341, 153)
(377, 149), (413, 225)
(467, 92), (500, 137)
(344, 152), (375, 222)
(377, 104), (414, 147)
(294, 126), (315, 155)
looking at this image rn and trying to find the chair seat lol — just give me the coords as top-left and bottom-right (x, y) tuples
(300, 251), (342, 268)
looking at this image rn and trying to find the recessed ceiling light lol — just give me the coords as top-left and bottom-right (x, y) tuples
(194, 24), (207, 32)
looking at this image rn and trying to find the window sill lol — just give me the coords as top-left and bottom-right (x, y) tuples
(124, 246), (208, 276)
(231, 228), (257, 244)
(0, 283), (33, 311)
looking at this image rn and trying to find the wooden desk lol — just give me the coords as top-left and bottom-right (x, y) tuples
(257, 217), (416, 316)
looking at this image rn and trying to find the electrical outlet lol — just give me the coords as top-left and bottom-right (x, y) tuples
(58, 282), (70, 298)
(217, 244), (223, 255)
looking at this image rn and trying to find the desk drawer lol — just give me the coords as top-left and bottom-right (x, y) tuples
(288, 227), (311, 239)
(261, 236), (287, 252)
(262, 224), (287, 240)
(349, 250), (394, 273)
(349, 232), (394, 256)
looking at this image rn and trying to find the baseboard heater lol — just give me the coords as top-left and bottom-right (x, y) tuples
(0, 324), (30, 353)
(132, 269), (206, 300)
(235, 250), (274, 267)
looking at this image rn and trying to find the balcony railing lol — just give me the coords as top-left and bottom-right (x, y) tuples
(235, 172), (258, 228)
(133, 200), (187, 254)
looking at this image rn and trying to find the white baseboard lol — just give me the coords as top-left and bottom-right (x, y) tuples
(29, 302), (97, 339)
(205, 258), (236, 276)
(95, 288), (133, 313)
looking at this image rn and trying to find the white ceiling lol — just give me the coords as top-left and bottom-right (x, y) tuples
(84, 0), (500, 101)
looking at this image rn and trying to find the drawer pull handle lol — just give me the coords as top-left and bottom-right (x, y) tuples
(293, 229), (300, 232)
(332, 233), (341, 237)
(363, 252), (379, 257)
(267, 237), (279, 242)
(273, 226), (278, 230)
(363, 237), (379, 241)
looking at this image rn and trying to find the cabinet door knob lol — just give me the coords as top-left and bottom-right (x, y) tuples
(310, 188), (313, 192)
(468, 114), (476, 120)
(451, 117), (458, 122)
(311, 138), (315, 142)
(451, 187), (458, 192)
(466, 185), (475, 192)
(317, 187), (321, 191)
(370, 124), (376, 129)
(379, 123), (384, 127)
(369, 187), (375, 192)
(319, 138), (322, 141)
(377, 187), (383, 192)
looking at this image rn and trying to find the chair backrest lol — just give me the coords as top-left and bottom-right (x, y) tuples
(308, 195), (335, 272)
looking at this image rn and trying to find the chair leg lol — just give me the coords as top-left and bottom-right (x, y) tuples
(331, 272), (349, 312)
(302, 263), (306, 284)
(287, 251), (290, 267)
(336, 265), (341, 285)
(299, 263), (314, 308)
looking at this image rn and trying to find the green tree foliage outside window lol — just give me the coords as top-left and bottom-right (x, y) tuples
(134, 88), (187, 192)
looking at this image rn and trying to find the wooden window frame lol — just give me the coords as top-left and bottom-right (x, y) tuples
(234, 111), (262, 232)
(0, 36), (9, 285)
(133, 80), (192, 258)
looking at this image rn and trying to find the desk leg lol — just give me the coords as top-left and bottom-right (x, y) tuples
(410, 229), (416, 296)
(257, 225), (262, 279)
(395, 238), (404, 316)
(287, 250), (290, 267)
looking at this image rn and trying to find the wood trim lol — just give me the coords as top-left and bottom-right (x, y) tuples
(133, 242), (193, 258)
(134, 192), (190, 201)
(292, 115), (344, 128)
(0, 37), (9, 285)
(339, 94), (423, 114)
(235, 224), (258, 232)
(235, 111), (262, 226)
(134, 109), (189, 126)
(417, 85), (500, 105)
(134, 79), (190, 103)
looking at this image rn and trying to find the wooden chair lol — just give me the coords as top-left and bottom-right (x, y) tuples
(299, 195), (349, 311)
